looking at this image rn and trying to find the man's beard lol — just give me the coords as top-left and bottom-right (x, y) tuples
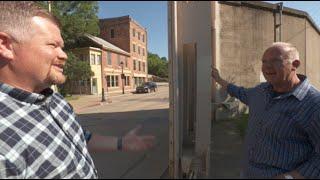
(47, 72), (66, 85)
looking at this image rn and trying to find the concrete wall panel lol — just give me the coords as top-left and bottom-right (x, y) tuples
(177, 1), (212, 155)
(282, 15), (306, 75)
(306, 21), (320, 89)
(218, 4), (274, 90)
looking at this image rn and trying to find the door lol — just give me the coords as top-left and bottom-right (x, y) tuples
(92, 78), (98, 94)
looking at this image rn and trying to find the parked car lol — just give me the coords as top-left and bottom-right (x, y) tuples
(136, 82), (158, 93)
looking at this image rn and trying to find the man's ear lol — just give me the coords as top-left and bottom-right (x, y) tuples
(292, 60), (300, 70)
(0, 32), (15, 60)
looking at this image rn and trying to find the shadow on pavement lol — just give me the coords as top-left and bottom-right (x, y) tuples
(77, 109), (169, 179)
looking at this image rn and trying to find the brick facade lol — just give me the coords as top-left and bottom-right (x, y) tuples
(100, 15), (148, 87)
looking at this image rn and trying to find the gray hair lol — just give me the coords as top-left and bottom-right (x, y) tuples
(0, 1), (60, 42)
(270, 42), (300, 63)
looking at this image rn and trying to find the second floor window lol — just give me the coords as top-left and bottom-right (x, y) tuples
(132, 28), (135, 37)
(138, 61), (141, 71)
(111, 29), (115, 38)
(117, 55), (121, 66)
(90, 54), (95, 65)
(142, 34), (145, 42)
(138, 46), (140, 55)
(133, 60), (136, 70)
(142, 48), (145, 56)
(107, 52), (112, 65)
(125, 57), (128, 68)
(133, 44), (136, 52)
(142, 62), (145, 72)
(97, 54), (101, 65)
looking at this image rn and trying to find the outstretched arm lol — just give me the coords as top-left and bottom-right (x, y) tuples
(86, 125), (155, 153)
(211, 66), (250, 105)
(211, 66), (230, 90)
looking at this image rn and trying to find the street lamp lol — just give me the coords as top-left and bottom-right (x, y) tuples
(120, 61), (125, 94)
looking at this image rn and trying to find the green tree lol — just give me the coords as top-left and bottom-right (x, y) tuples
(147, 52), (168, 78)
(36, 1), (100, 50)
(58, 52), (94, 96)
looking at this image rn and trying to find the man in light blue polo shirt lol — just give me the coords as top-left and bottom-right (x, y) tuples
(212, 42), (320, 179)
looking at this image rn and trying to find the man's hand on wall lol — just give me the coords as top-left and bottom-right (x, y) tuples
(211, 66), (230, 89)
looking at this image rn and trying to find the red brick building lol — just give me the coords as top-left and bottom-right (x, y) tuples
(71, 34), (132, 95)
(99, 15), (148, 86)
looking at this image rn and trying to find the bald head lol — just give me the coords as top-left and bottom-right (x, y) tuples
(265, 42), (300, 63)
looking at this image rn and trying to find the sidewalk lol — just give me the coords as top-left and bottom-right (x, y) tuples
(67, 91), (134, 113)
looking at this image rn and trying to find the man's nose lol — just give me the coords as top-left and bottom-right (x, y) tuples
(58, 48), (68, 60)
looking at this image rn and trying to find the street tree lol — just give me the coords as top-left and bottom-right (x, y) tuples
(148, 52), (168, 78)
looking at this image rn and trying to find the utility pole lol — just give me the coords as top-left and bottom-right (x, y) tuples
(101, 58), (106, 102)
(274, 2), (283, 42)
(120, 62), (125, 94)
(48, 1), (51, 12)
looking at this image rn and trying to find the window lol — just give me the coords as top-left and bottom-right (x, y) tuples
(125, 57), (128, 68)
(80, 54), (84, 61)
(79, 80), (85, 86)
(106, 76), (111, 87)
(132, 28), (135, 37)
(138, 32), (140, 40)
(97, 54), (101, 65)
(133, 60), (136, 70)
(107, 52), (112, 65)
(115, 76), (119, 86)
(124, 76), (130, 86)
(106, 75), (119, 87)
(127, 76), (130, 86)
(142, 62), (145, 72)
(142, 48), (145, 56)
(90, 54), (95, 65)
(133, 44), (136, 52)
(142, 34), (145, 42)
(117, 55), (121, 66)
(138, 61), (141, 71)
(111, 29), (115, 38)
(138, 46), (140, 55)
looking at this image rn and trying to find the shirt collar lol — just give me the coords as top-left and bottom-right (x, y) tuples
(0, 82), (53, 104)
(265, 74), (310, 101)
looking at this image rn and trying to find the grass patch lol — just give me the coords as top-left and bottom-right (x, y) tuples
(233, 113), (249, 139)
(65, 95), (79, 101)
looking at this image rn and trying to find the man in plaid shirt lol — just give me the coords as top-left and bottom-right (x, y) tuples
(0, 1), (155, 178)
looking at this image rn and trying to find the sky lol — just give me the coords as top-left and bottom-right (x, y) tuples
(98, 1), (320, 60)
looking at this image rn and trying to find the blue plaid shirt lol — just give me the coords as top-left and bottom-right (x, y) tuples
(227, 74), (320, 178)
(0, 82), (98, 178)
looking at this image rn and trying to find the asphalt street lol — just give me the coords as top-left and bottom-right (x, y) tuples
(76, 85), (169, 178)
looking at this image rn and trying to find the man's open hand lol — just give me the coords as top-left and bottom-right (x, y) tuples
(123, 125), (156, 152)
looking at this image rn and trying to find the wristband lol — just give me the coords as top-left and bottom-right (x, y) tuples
(117, 137), (123, 151)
